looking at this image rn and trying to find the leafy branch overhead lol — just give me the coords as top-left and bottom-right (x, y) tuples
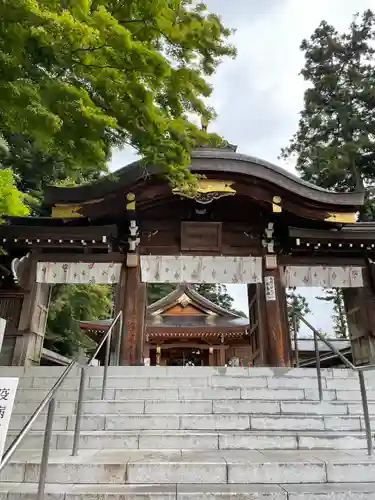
(281, 9), (375, 218)
(0, 0), (236, 188)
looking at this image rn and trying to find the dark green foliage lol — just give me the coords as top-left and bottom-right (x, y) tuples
(281, 10), (375, 218)
(147, 284), (176, 305)
(45, 284), (113, 357)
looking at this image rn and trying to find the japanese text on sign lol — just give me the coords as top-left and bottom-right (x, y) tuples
(264, 276), (276, 301)
(0, 378), (18, 459)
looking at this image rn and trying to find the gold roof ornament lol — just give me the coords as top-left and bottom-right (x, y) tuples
(51, 205), (82, 218)
(173, 179), (236, 204)
(325, 212), (356, 223)
(126, 192), (136, 211)
(272, 196), (282, 213)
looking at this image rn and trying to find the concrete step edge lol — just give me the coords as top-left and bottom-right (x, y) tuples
(6, 430), (368, 436)
(3, 482), (375, 495)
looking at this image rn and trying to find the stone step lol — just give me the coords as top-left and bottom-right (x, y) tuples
(16, 387), (375, 406)
(6, 367), (375, 390)
(13, 399), (365, 417)
(2, 450), (375, 485)
(9, 365), (375, 378)
(283, 483), (375, 500)
(2, 482), (375, 500)
(9, 412), (369, 432)
(18, 373), (375, 392)
(5, 430), (371, 451)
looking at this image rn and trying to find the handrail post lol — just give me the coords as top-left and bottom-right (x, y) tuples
(313, 331), (323, 401)
(72, 366), (87, 456)
(101, 329), (112, 400)
(115, 313), (123, 367)
(293, 314), (299, 368)
(358, 370), (373, 456)
(36, 397), (56, 500)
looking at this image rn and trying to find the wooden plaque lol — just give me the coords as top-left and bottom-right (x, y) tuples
(181, 222), (222, 251)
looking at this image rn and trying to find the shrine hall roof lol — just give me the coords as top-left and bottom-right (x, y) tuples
(79, 316), (249, 332)
(43, 147), (364, 208)
(79, 284), (249, 333)
(147, 283), (243, 318)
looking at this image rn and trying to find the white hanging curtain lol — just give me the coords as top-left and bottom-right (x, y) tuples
(36, 262), (122, 284)
(283, 266), (363, 288)
(140, 255), (263, 284)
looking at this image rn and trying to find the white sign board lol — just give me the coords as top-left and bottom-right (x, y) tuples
(264, 276), (276, 301)
(0, 378), (18, 458)
(0, 318), (6, 355)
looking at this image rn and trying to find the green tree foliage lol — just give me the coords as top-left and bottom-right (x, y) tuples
(0, 169), (30, 220)
(147, 283), (176, 305)
(0, 136), (29, 219)
(1, 133), (103, 200)
(45, 284), (113, 357)
(316, 288), (348, 338)
(281, 10), (375, 218)
(0, 0), (235, 188)
(286, 289), (311, 337)
(194, 283), (234, 310)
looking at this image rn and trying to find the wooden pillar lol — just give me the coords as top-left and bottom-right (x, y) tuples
(156, 345), (161, 366)
(344, 267), (375, 365)
(247, 283), (267, 366)
(12, 254), (51, 366)
(219, 347), (225, 366)
(119, 255), (145, 366)
(136, 282), (147, 364)
(208, 347), (214, 366)
(263, 257), (291, 367)
(143, 343), (150, 365)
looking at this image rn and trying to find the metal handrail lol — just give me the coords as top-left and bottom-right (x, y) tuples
(72, 310), (123, 455)
(0, 359), (77, 473)
(0, 310), (123, 500)
(293, 312), (374, 456)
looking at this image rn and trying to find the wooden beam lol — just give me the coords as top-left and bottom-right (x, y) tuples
(279, 255), (366, 266)
(37, 253), (124, 263)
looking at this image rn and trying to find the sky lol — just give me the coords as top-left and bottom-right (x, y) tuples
(109, 0), (374, 336)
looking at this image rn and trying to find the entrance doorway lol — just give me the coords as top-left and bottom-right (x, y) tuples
(166, 347), (209, 366)
(150, 346), (210, 366)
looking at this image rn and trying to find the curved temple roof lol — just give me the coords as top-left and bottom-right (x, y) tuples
(44, 147), (364, 209)
(147, 283), (243, 318)
(79, 284), (249, 333)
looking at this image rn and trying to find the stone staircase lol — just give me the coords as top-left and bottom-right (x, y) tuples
(1, 366), (375, 499)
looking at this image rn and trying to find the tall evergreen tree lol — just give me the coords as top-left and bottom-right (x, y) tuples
(316, 289), (348, 338)
(286, 289), (311, 337)
(281, 10), (375, 219)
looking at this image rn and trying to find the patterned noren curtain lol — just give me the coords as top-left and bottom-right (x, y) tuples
(283, 266), (363, 288)
(140, 255), (262, 284)
(36, 262), (122, 284)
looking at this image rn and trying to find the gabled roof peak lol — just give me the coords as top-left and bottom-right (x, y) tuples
(148, 283), (242, 318)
